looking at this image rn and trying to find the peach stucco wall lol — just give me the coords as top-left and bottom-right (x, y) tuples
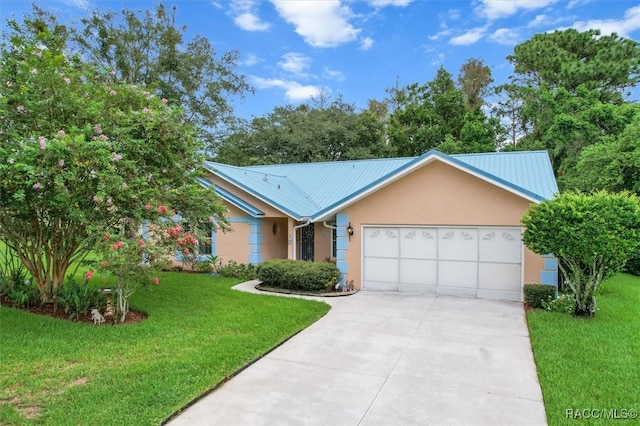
(216, 203), (251, 264)
(314, 223), (333, 261)
(342, 161), (544, 289)
(261, 217), (289, 260)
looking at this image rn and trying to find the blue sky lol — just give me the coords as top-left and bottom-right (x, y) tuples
(2, 0), (640, 120)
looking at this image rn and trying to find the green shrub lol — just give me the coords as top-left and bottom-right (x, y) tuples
(541, 293), (575, 314)
(2, 277), (40, 308)
(257, 259), (341, 293)
(625, 257), (640, 276)
(218, 260), (257, 281)
(54, 276), (106, 320)
(524, 284), (556, 309)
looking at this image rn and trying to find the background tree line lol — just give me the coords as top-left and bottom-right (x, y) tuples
(9, 5), (640, 197)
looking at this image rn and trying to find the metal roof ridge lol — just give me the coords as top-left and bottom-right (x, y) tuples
(205, 161), (289, 179)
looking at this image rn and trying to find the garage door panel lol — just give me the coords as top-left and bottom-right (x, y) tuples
(399, 283), (436, 294)
(400, 259), (437, 285)
(400, 228), (437, 259)
(364, 257), (398, 284)
(364, 227), (399, 257)
(479, 263), (521, 291)
(362, 226), (522, 301)
(437, 261), (477, 288)
(479, 229), (522, 263)
(438, 229), (478, 261)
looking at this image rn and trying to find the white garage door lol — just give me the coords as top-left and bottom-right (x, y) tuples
(363, 226), (523, 301)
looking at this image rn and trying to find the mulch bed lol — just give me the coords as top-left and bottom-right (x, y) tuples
(255, 284), (358, 297)
(1, 297), (146, 325)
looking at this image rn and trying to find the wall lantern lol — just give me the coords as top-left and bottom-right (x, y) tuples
(347, 223), (354, 241)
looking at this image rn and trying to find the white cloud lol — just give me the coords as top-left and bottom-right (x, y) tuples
(211, 2), (223, 9)
(251, 76), (321, 102)
(367, 0), (413, 6)
(61, 0), (90, 9)
(569, 5), (640, 38)
(477, 0), (559, 20)
(241, 53), (262, 67)
(360, 37), (374, 50)
(430, 52), (445, 66)
(270, 0), (360, 48)
(489, 28), (521, 45)
(428, 29), (452, 41)
(449, 26), (488, 45)
(278, 53), (311, 77)
(322, 67), (346, 81)
(231, 0), (270, 32)
(235, 12), (271, 31)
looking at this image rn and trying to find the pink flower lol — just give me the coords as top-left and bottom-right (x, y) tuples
(138, 240), (146, 248)
(106, 198), (113, 205)
(153, 277), (160, 285)
(57, 130), (66, 136)
(142, 108), (150, 113)
(33, 182), (41, 189)
(58, 159), (64, 167)
(109, 90), (116, 96)
(157, 205), (168, 213)
(144, 204), (151, 210)
(38, 136), (46, 149)
(110, 70), (116, 76)
(112, 241), (123, 250)
(93, 195), (99, 202)
(161, 98), (168, 104)
(86, 269), (94, 280)
(208, 216), (215, 223)
(111, 152), (122, 162)
(63, 77), (71, 85)
(16, 105), (25, 112)
(93, 124), (103, 135)
(183, 248), (190, 255)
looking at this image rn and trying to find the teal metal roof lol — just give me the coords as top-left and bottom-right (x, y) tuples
(204, 150), (558, 221)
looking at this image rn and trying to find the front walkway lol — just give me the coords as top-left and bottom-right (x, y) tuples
(167, 282), (546, 425)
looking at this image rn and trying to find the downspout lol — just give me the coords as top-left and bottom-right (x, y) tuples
(292, 217), (311, 260)
(323, 221), (337, 259)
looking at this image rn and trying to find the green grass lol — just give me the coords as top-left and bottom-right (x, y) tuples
(527, 273), (640, 425)
(0, 272), (330, 425)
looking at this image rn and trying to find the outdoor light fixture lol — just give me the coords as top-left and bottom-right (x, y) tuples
(347, 223), (354, 241)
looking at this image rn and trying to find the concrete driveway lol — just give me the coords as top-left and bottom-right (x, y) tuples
(167, 283), (546, 426)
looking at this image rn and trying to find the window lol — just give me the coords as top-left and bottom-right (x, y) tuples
(181, 222), (213, 257)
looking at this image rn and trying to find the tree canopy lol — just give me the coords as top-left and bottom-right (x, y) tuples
(68, 4), (251, 151)
(522, 192), (640, 317)
(0, 16), (226, 297)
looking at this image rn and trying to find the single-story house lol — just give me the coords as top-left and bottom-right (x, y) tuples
(197, 149), (559, 301)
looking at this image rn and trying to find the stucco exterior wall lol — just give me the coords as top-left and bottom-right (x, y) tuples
(343, 161), (544, 289)
(217, 203), (251, 264)
(261, 217), (289, 260)
(314, 223), (333, 261)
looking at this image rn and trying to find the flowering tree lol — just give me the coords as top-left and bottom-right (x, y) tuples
(0, 18), (227, 300)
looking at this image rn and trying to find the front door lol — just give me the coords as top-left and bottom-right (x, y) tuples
(300, 224), (314, 261)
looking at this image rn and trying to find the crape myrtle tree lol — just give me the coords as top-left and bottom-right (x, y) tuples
(0, 17), (227, 300)
(521, 192), (640, 317)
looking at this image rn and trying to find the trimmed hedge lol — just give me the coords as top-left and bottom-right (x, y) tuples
(524, 283), (557, 309)
(256, 259), (341, 293)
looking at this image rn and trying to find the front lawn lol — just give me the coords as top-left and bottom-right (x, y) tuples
(0, 272), (330, 425)
(527, 273), (640, 425)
